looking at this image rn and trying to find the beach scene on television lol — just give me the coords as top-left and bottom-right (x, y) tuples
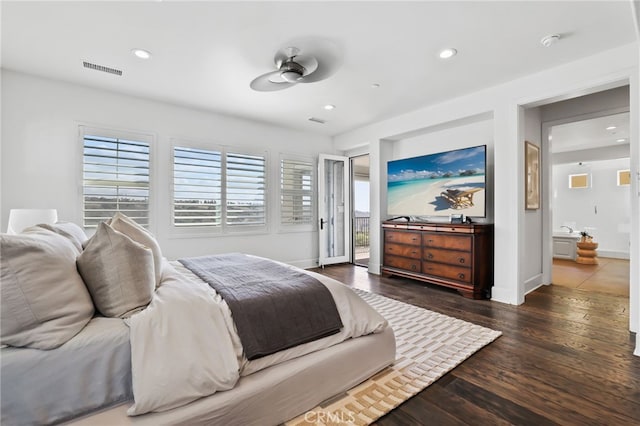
(387, 145), (486, 218)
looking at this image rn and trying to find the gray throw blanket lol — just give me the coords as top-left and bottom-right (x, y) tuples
(179, 254), (343, 360)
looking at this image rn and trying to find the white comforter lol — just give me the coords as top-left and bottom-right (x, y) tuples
(126, 257), (388, 416)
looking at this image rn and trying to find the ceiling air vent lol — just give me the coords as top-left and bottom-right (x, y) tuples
(83, 61), (123, 76)
(308, 117), (326, 124)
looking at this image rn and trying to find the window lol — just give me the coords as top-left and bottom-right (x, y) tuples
(172, 144), (266, 231)
(617, 169), (631, 186)
(173, 147), (222, 227)
(280, 157), (314, 226)
(82, 131), (150, 227)
(569, 173), (590, 189)
(226, 152), (266, 226)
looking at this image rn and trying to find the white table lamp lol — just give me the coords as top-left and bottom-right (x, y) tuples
(7, 209), (58, 234)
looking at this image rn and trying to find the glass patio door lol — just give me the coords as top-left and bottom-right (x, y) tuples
(318, 154), (350, 266)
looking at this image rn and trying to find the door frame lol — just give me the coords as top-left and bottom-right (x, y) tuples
(318, 154), (351, 266)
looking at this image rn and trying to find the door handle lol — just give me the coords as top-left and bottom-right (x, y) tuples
(320, 218), (325, 230)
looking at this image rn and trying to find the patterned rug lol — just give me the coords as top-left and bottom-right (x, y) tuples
(286, 289), (502, 426)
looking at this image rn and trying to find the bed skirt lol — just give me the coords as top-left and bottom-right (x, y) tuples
(66, 326), (395, 426)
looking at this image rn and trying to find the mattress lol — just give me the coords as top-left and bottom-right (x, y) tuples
(3, 259), (395, 425)
(1, 317), (131, 426)
(67, 326), (396, 426)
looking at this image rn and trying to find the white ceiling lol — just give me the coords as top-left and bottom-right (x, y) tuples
(551, 112), (630, 153)
(1, 1), (637, 137)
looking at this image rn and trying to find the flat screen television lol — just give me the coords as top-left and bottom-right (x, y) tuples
(387, 145), (486, 219)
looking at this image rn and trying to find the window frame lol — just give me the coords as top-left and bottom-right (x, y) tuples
(170, 139), (269, 236)
(278, 153), (317, 233)
(79, 125), (154, 232)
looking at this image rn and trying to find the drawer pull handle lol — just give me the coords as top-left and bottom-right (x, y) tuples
(427, 253), (433, 259)
(458, 273), (465, 279)
(427, 239), (433, 243)
(412, 250), (418, 255)
(388, 247), (393, 251)
(411, 237), (417, 241)
(459, 258), (465, 264)
(411, 265), (417, 271)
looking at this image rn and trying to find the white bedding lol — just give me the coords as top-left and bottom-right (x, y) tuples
(126, 258), (388, 416)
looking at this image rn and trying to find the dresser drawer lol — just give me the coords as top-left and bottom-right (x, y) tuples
(385, 231), (421, 246)
(422, 262), (472, 283)
(423, 248), (471, 266)
(385, 243), (421, 259)
(384, 255), (421, 273)
(423, 233), (471, 251)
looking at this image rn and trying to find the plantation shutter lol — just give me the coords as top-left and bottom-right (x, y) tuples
(173, 147), (222, 227)
(281, 158), (314, 225)
(83, 134), (150, 227)
(226, 152), (266, 226)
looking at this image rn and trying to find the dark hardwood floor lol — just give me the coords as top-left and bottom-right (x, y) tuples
(311, 264), (639, 426)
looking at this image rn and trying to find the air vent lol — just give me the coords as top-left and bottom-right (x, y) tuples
(308, 117), (326, 124)
(83, 61), (123, 76)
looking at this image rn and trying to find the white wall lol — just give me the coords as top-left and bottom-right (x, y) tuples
(552, 158), (631, 258)
(0, 70), (333, 267)
(334, 43), (639, 312)
(523, 107), (543, 293)
(391, 118), (494, 222)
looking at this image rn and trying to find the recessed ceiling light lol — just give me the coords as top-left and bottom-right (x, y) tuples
(371, 83), (380, 89)
(131, 48), (152, 59)
(439, 48), (457, 59)
(540, 34), (561, 47)
(606, 126), (617, 131)
(616, 138), (626, 143)
(324, 104), (336, 111)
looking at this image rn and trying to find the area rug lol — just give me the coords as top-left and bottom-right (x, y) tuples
(285, 289), (502, 426)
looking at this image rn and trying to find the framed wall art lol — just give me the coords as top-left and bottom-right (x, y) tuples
(525, 141), (540, 210)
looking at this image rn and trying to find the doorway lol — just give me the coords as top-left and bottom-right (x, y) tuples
(351, 154), (370, 267)
(548, 111), (631, 297)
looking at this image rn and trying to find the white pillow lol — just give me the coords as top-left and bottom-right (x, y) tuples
(37, 221), (87, 253)
(107, 212), (162, 287)
(1, 227), (94, 349)
(77, 222), (155, 318)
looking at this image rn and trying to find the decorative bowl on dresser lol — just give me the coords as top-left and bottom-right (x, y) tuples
(381, 220), (494, 299)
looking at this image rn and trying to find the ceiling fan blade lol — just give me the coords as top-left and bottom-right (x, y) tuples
(274, 46), (300, 68)
(250, 70), (293, 92)
(297, 61), (334, 83)
(292, 40), (343, 83)
(293, 55), (318, 75)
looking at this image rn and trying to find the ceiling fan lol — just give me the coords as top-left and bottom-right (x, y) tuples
(250, 47), (329, 92)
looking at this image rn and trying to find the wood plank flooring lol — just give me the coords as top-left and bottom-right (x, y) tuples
(311, 264), (639, 426)
(552, 257), (630, 297)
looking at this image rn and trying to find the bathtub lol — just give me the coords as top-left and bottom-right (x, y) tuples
(552, 231), (581, 260)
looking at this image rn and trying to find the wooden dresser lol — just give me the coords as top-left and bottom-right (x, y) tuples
(382, 221), (494, 299)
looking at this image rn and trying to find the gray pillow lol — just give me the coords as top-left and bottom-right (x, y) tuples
(37, 221), (87, 253)
(107, 212), (162, 287)
(77, 222), (155, 318)
(1, 227), (95, 349)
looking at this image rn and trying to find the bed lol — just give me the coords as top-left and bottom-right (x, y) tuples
(1, 215), (395, 426)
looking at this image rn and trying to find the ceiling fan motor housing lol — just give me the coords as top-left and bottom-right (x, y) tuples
(280, 60), (305, 82)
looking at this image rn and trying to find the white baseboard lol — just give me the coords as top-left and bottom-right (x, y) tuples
(490, 287), (522, 305)
(598, 250), (630, 260)
(368, 262), (381, 275)
(291, 258), (319, 269)
(525, 273), (544, 295)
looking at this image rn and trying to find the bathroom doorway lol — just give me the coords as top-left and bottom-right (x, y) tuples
(547, 110), (631, 297)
